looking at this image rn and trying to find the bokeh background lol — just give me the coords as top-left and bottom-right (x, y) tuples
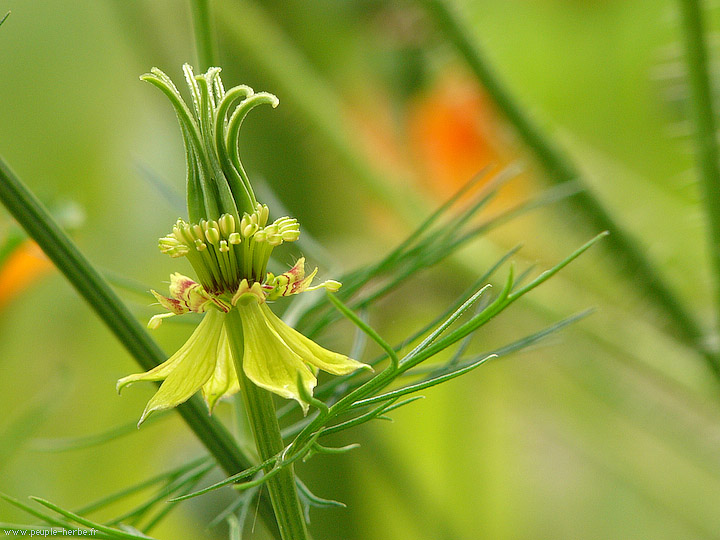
(2, 0), (720, 538)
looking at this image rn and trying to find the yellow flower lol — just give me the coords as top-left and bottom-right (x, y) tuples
(119, 68), (369, 427)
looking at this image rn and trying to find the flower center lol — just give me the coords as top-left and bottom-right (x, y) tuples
(159, 203), (300, 295)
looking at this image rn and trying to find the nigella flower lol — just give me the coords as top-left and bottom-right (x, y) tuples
(118, 66), (369, 425)
(119, 210), (368, 424)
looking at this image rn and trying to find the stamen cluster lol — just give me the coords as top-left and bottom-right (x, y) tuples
(158, 203), (300, 294)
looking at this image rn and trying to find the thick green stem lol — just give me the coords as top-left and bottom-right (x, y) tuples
(0, 157), (281, 539)
(421, 0), (720, 377)
(225, 308), (309, 540)
(189, 0), (218, 70)
(678, 0), (720, 349)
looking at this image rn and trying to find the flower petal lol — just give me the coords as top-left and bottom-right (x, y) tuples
(236, 299), (316, 413)
(265, 257), (317, 300)
(151, 289), (188, 315)
(117, 351), (183, 393)
(118, 310), (226, 426)
(261, 303), (370, 375)
(168, 272), (200, 299)
(202, 324), (241, 413)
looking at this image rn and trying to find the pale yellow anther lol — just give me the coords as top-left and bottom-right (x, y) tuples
(159, 235), (178, 247)
(206, 227), (221, 245)
(159, 235), (190, 257)
(325, 280), (342, 292)
(241, 213), (258, 228)
(174, 223), (193, 246)
(218, 214), (235, 236)
(257, 204), (269, 226)
(281, 230), (300, 242)
(228, 232), (241, 244)
(194, 239), (207, 251)
(219, 240), (229, 252)
(148, 312), (175, 329)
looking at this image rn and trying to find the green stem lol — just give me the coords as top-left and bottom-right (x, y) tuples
(0, 157), (280, 539)
(678, 0), (720, 349)
(421, 0), (720, 377)
(214, 0), (426, 220)
(225, 308), (309, 540)
(189, 0), (218, 70)
(185, 9), (292, 533)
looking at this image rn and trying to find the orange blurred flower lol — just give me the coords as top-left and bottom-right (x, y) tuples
(0, 239), (53, 309)
(406, 71), (531, 204)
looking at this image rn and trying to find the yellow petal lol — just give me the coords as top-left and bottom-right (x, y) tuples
(118, 310), (226, 425)
(202, 324), (241, 413)
(236, 299), (316, 413)
(261, 303), (370, 375)
(117, 352), (183, 393)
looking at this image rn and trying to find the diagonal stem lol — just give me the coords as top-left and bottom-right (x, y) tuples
(420, 0), (720, 378)
(0, 156), (280, 538)
(677, 0), (720, 355)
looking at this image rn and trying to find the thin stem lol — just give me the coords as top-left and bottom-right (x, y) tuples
(214, 0), (426, 221)
(677, 0), (720, 347)
(0, 157), (281, 539)
(420, 0), (720, 377)
(189, 0), (218, 70)
(225, 308), (309, 540)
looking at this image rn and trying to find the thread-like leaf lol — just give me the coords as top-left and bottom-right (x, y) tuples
(30, 497), (157, 539)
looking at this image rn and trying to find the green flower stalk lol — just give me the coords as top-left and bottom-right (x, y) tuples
(118, 66), (367, 424)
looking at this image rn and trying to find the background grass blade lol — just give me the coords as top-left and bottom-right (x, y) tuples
(419, 0), (720, 377)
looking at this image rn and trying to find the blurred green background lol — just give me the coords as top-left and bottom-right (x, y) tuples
(2, 0), (720, 538)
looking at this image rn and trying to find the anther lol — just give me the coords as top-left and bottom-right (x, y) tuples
(206, 227), (221, 245)
(281, 230), (300, 242)
(253, 229), (267, 242)
(218, 214), (236, 236)
(257, 204), (270, 227)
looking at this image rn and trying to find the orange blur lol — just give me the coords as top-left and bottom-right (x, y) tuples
(0, 239), (54, 309)
(406, 72), (530, 205)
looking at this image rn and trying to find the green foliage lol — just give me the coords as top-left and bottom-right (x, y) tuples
(3, 0), (719, 538)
